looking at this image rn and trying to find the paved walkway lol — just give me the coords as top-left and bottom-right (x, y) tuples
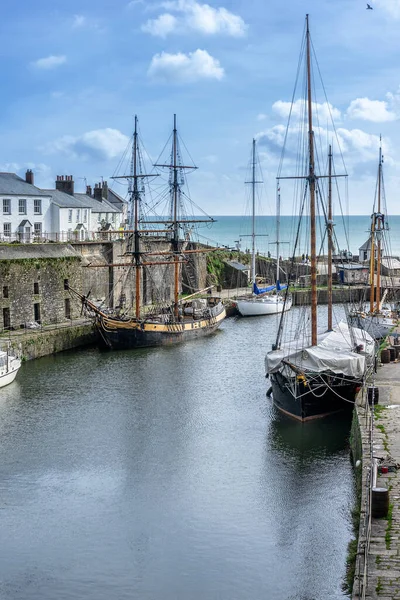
(354, 352), (400, 599)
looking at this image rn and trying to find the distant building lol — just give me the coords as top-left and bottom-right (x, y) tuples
(358, 238), (377, 262)
(336, 263), (368, 285)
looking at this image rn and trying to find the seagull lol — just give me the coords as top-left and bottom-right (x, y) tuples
(366, 3), (373, 8)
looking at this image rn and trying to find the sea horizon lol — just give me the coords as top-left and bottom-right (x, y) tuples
(194, 214), (400, 258)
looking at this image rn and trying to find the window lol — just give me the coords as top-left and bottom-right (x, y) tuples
(112, 213), (115, 223)
(34, 223), (42, 236)
(34, 282), (39, 294)
(34, 303), (41, 323)
(65, 298), (71, 320)
(3, 286), (9, 298)
(64, 279), (69, 290)
(83, 209), (87, 223)
(97, 213), (101, 222)
(68, 210), (72, 223)
(76, 209), (80, 222)
(19, 199), (27, 214)
(3, 307), (10, 330)
(3, 223), (11, 237)
(3, 199), (10, 214)
(34, 199), (42, 214)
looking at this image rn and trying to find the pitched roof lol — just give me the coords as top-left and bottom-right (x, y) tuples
(75, 193), (121, 213)
(41, 188), (92, 208)
(359, 238), (376, 251)
(0, 173), (50, 196)
(108, 188), (127, 207)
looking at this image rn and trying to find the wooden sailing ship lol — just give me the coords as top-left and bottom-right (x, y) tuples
(349, 140), (398, 340)
(69, 115), (226, 350)
(264, 15), (375, 421)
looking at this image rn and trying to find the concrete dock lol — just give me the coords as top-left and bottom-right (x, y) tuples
(353, 350), (400, 599)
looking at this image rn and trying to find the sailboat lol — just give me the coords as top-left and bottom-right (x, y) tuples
(69, 115), (226, 350)
(235, 139), (292, 317)
(264, 15), (375, 421)
(349, 141), (398, 340)
(0, 344), (21, 388)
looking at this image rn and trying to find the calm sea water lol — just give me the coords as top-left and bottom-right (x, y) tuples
(0, 308), (354, 600)
(196, 215), (400, 259)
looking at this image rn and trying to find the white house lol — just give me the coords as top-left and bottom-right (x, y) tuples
(0, 171), (127, 242)
(0, 170), (52, 241)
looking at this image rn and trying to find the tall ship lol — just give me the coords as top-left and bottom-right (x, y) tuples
(349, 140), (398, 340)
(264, 15), (375, 421)
(69, 115), (226, 350)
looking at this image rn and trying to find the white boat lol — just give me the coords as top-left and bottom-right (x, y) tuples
(235, 140), (292, 317)
(0, 348), (21, 388)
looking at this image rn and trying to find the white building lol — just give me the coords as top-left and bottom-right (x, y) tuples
(0, 171), (127, 242)
(0, 170), (52, 241)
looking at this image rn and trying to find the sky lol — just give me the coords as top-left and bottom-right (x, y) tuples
(1, 0), (400, 216)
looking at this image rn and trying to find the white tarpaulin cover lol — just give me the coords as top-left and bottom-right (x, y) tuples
(265, 321), (375, 379)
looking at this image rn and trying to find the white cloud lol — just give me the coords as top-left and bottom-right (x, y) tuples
(147, 49), (224, 83)
(346, 97), (397, 122)
(273, 99), (341, 123)
(32, 55), (67, 70)
(257, 113), (267, 121)
(72, 14), (86, 28)
(142, 13), (177, 37)
(42, 129), (130, 161)
(142, 0), (247, 37)
(256, 124), (384, 167)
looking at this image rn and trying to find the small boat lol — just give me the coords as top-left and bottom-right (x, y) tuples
(264, 15), (375, 421)
(349, 141), (398, 340)
(235, 139), (292, 317)
(0, 346), (21, 388)
(69, 115), (226, 350)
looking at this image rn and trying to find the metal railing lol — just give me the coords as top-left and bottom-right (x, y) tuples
(353, 384), (376, 599)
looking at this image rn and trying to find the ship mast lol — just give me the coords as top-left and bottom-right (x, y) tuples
(306, 14), (318, 346)
(251, 139), (256, 286)
(327, 144), (333, 331)
(111, 115), (157, 319)
(172, 114), (180, 319)
(375, 139), (383, 311)
(369, 139), (384, 314)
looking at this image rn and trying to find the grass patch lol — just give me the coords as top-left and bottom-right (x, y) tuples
(376, 577), (383, 593)
(374, 404), (387, 420)
(385, 503), (394, 549)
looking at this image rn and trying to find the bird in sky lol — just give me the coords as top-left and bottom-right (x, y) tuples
(366, 3), (373, 9)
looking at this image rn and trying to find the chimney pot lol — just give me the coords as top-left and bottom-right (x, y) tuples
(25, 169), (34, 185)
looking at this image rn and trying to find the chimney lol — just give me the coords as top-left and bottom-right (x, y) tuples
(86, 184), (92, 196)
(55, 174), (75, 196)
(93, 183), (102, 202)
(102, 180), (108, 200)
(25, 169), (34, 185)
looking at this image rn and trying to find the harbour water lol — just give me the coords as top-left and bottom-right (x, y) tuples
(1, 308), (354, 600)
(197, 214), (400, 258)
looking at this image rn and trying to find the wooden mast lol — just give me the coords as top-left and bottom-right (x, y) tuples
(306, 14), (318, 346)
(251, 139), (256, 288)
(375, 140), (383, 311)
(133, 115), (141, 319)
(327, 144), (333, 331)
(172, 114), (180, 319)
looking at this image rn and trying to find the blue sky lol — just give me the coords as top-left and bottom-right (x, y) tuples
(1, 0), (400, 215)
